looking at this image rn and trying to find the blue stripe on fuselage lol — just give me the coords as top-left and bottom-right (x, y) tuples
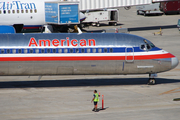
(0, 47), (162, 54)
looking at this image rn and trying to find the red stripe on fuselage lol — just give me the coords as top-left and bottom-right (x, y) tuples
(0, 53), (174, 61)
(135, 53), (175, 60)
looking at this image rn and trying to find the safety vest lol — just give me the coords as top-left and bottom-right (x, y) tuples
(94, 93), (99, 102)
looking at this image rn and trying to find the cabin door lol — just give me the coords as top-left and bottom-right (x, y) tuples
(125, 47), (134, 62)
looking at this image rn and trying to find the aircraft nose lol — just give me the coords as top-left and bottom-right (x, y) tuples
(171, 57), (179, 69)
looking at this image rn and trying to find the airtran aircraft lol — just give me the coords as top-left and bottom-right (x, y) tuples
(0, 0), (86, 32)
(0, 33), (178, 85)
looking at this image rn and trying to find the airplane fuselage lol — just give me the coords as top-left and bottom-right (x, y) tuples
(0, 33), (178, 76)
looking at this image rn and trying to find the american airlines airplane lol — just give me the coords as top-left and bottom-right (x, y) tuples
(0, 0), (86, 32)
(0, 33), (178, 85)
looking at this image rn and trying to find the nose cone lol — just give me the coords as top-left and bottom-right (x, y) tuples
(171, 57), (179, 69)
(80, 12), (86, 21)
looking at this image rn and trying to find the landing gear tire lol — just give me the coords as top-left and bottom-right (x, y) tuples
(80, 23), (85, 28)
(137, 10), (139, 15)
(113, 22), (117, 26)
(96, 23), (100, 27)
(148, 78), (156, 85)
(143, 12), (146, 16)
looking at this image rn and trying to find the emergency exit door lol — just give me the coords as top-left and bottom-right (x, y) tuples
(125, 47), (134, 62)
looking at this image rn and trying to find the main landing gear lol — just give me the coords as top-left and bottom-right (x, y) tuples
(148, 74), (157, 85)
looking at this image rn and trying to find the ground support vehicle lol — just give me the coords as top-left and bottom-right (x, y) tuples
(82, 9), (119, 27)
(136, 3), (163, 16)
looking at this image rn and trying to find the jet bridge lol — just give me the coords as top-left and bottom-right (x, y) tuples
(60, 0), (176, 11)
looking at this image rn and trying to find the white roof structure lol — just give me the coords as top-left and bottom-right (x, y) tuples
(60, 0), (174, 11)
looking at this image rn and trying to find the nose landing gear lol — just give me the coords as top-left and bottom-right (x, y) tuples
(148, 78), (156, 85)
(148, 74), (157, 85)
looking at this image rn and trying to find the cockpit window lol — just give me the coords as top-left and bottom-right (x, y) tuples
(141, 44), (146, 50)
(142, 39), (156, 51)
(140, 44), (151, 51)
(149, 43), (155, 48)
(146, 44), (151, 50)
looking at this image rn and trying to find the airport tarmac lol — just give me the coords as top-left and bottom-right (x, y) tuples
(0, 7), (180, 120)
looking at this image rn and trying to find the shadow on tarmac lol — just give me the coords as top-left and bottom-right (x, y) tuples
(0, 77), (179, 89)
(128, 25), (177, 31)
(99, 107), (109, 111)
(85, 25), (177, 33)
(84, 23), (124, 28)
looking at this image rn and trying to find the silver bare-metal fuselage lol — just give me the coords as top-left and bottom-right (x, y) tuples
(0, 33), (178, 76)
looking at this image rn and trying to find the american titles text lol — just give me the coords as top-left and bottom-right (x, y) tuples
(28, 37), (96, 47)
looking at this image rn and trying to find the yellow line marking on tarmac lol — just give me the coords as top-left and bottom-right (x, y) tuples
(159, 87), (180, 95)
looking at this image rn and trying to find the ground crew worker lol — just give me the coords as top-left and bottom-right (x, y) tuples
(91, 90), (100, 112)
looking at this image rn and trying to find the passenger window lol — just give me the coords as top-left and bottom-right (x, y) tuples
(64, 49), (68, 53)
(110, 48), (113, 53)
(30, 9), (33, 13)
(21, 10), (24, 13)
(53, 49), (56, 53)
(24, 49), (27, 53)
(3, 10), (6, 14)
(41, 49), (45, 53)
(87, 48), (90, 53)
(8, 10), (10, 14)
(81, 48), (85, 53)
(30, 49), (33, 53)
(98, 48), (102, 53)
(1, 49), (4, 54)
(34, 9), (37, 13)
(35, 49), (39, 53)
(76, 48), (79, 53)
(104, 48), (107, 53)
(12, 10), (15, 14)
(70, 48), (73, 53)
(58, 49), (62, 53)
(7, 49), (10, 54)
(0, 10), (1, 14)
(26, 10), (28, 13)
(47, 49), (50, 53)
(17, 10), (19, 13)
(93, 48), (96, 53)
(18, 49), (22, 53)
(13, 49), (16, 54)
